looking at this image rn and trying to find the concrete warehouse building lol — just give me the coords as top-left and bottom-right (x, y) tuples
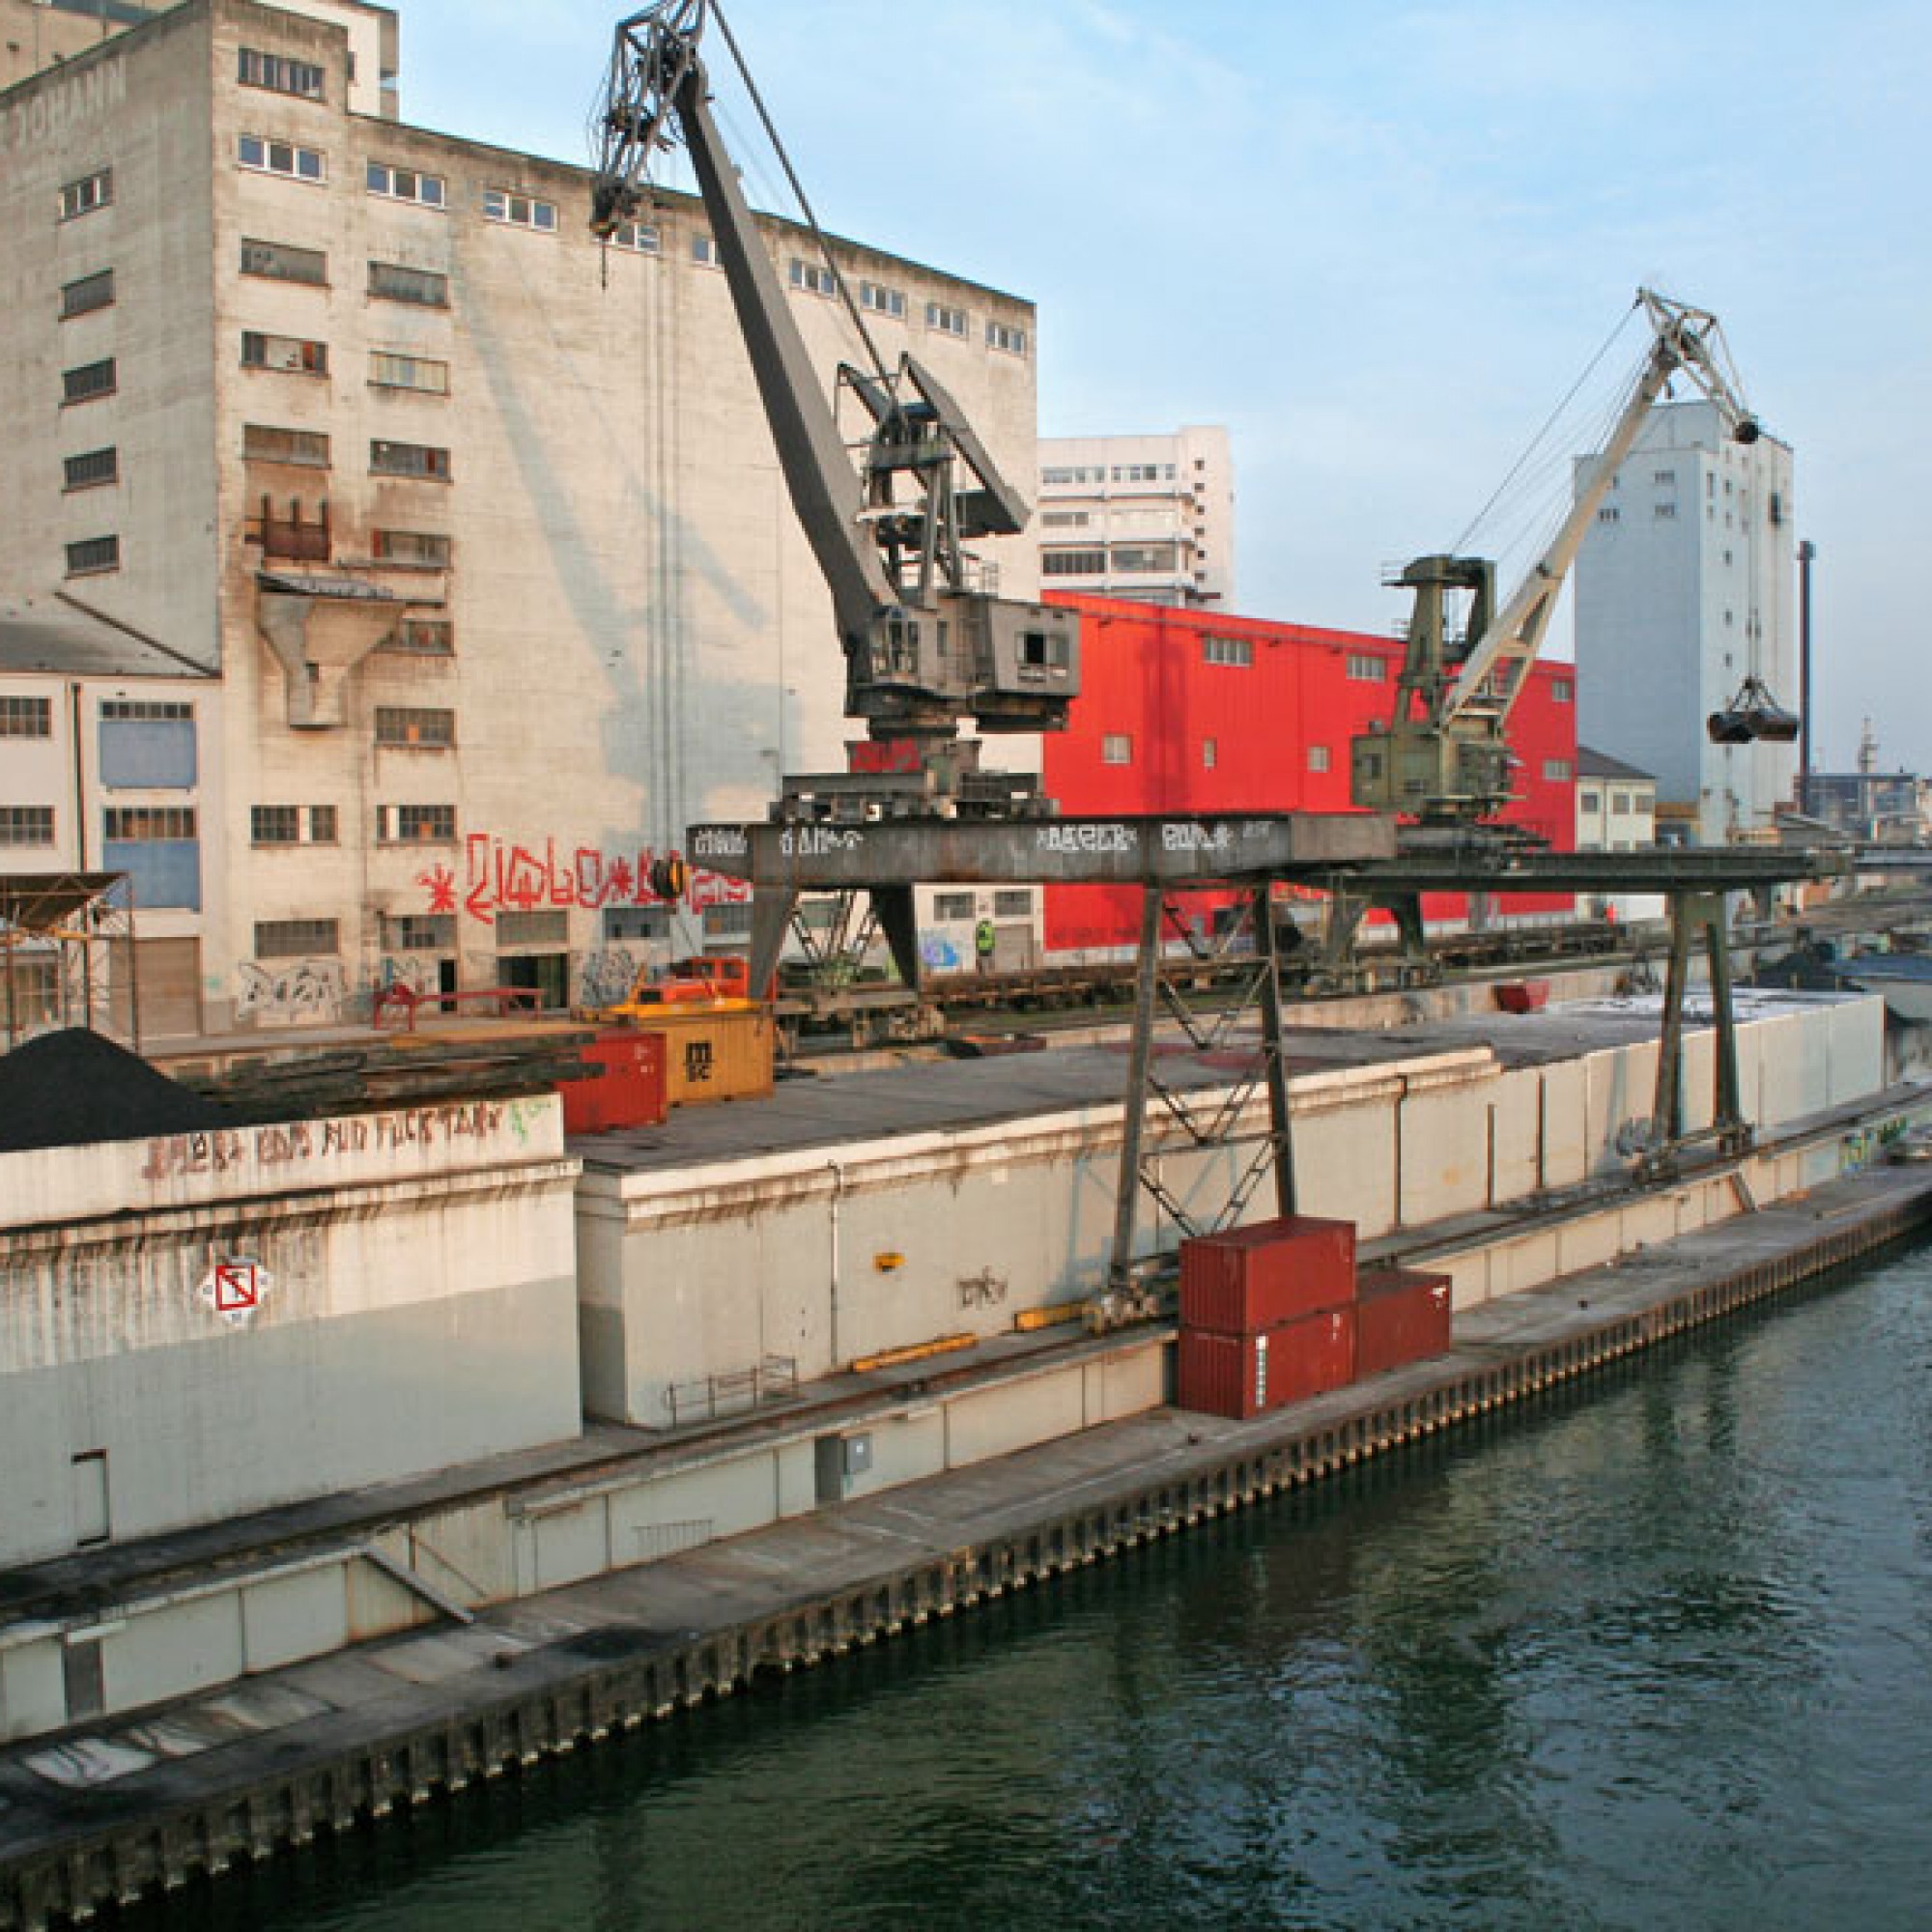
(0, 0), (1045, 1034)
(1575, 399), (1799, 846)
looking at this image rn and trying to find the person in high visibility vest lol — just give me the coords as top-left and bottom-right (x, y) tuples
(975, 917), (996, 975)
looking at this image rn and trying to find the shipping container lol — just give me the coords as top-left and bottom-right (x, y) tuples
(1494, 980), (1550, 1013)
(1179, 1214), (1357, 1333)
(1354, 1265), (1453, 1377)
(1175, 1306), (1357, 1419)
(639, 1006), (776, 1107)
(561, 1029), (668, 1134)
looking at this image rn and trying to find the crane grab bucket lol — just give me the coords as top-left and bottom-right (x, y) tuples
(1707, 674), (1800, 745)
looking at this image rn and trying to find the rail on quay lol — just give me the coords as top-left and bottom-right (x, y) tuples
(5, 1162), (1932, 1930)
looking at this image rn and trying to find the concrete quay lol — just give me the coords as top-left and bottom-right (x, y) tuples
(4, 1156), (1930, 1930)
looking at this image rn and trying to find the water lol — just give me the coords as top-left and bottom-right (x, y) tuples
(133, 1244), (1932, 1931)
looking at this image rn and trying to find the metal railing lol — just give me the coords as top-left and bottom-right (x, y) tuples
(664, 1353), (800, 1428)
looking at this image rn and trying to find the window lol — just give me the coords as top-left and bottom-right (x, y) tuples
(64, 447), (119, 492)
(934, 892), (976, 922)
(255, 918), (338, 958)
(242, 331), (327, 375)
(606, 220), (660, 255)
(369, 352), (450, 394)
(703, 904), (753, 941)
(385, 913), (455, 951)
(789, 258), (836, 297)
(1040, 511), (1090, 528)
(104, 806), (195, 840)
(1040, 467), (1077, 486)
(1042, 549), (1107, 577)
(381, 617), (454, 656)
(377, 803), (456, 842)
(1611, 790), (1633, 816)
(60, 270), (115, 319)
(1543, 758), (1573, 782)
(1345, 651), (1385, 682)
(62, 358), (117, 404)
(1598, 507), (1619, 525)
(1202, 636), (1253, 668)
(1307, 745), (1331, 773)
(99, 699), (192, 722)
(1654, 502), (1676, 520)
(497, 910), (567, 946)
(860, 280), (905, 319)
(98, 700), (197, 788)
(1550, 677), (1574, 703)
(251, 805), (338, 845)
(1101, 733), (1132, 766)
(58, 168), (112, 221)
(368, 260), (448, 306)
(65, 536), (120, 577)
(240, 238), (327, 287)
(985, 320), (1028, 355)
(1018, 630), (1070, 671)
(243, 422), (330, 468)
(366, 161), (445, 208)
(984, 891), (1028, 921)
(373, 529), (450, 567)
(1203, 738), (1217, 770)
(0, 697), (52, 738)
(0, 807), (55, 846)
(375, 705), (455, 748)
(371, 439), (451, 479)
(691, 232), (717, 265)
(603, 906), (669, 941)
(1579, 789), (1601, 815)
(1653, 468), (1675, 487)
(238, 133), (325, 183)
(1111, 543), (1179, 574)
(482, 188), (556, 231)
(925, 300), (969, 337)
(239, 46), (326, 99)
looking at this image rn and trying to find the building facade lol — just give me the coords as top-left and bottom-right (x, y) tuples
(1575, 745), (1656, 853)
(1575, 400), (1798, 845)
(1037, 426), (1234, 609)
(0, 0), (1044, 1033)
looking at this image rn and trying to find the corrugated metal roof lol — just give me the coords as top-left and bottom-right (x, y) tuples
(1577, 744), (1656, 782)
(0, 594), (213, 679)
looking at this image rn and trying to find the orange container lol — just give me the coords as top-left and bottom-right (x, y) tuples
(1354, 1265), (1453, 1376)
(1175, 1307), (1357, 1419)
(1179, 1215), (1357, 1333)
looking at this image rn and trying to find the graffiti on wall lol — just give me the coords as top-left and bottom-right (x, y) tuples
(139, 1098), (534, 1183)
(577, 947), (642, 1009)
(417, 834), (750, 926)
(235, 957), (346, 1023)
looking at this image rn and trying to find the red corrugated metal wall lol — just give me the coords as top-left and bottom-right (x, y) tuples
(1039, 595), (1577, 952)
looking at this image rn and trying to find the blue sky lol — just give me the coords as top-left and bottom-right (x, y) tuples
(393, 0), (1928, 771)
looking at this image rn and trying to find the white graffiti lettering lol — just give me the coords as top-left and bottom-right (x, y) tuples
(1037, 823), (1135, 856)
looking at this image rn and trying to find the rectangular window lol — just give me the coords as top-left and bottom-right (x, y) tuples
(370, 439), (451, 479)
(1612, 790), (1633, 815)
(1543, 758), (1574, 782)
(100, 699), (199, 788)
(239, 46), (326, 99)
(366, 161), (445, 208)
(860, 280), (906, 319)
(60, 269), (115, 319)
(1345, 651), (1386, 682)
(497, 909), (567, 946)
(381, 617), (454, 656)
(103, 809), (199, 908)
(368, 259), (448, 306)
(1307, 745), (1331, 773)
(104, 806), (196, 840)
(243, 422), (330, 468)
(238, 133), (325, 183)
(1550, 676), (1574, 703)
(249, 805), (336, 845)
(242, 237), (327, 285)
(242, 331), (328, 375)
(1578, 789), (1601, 814)
(603, 906), (669, 942)
(1653, 468), (1676, 487)
(58, 168), (112, 222)
(369, 352), (450, 394)
(1655, 502), (1676, 520)
(1040, 468), (1077, 487)
(1202, 738), (1217, 770)
(1040, 511), (1089, 528)
(606, 219), (661, 254)
(65, 535), (120, 577)
(375, 705), (455, 748)
(691, 232), (716, 265)
(385, 913), (455, 952)
(1018, 630), (1070, 671)
(378, 803), (456, 843)
(0, 807), (55, 845)
(924, 300), (969, 337)
(934, 892), (976, 922)
(63, 447), (119, 492)
(1202, 636), (1253, 668)
(788, 258), (836, 297)
(1598, 506), (1619, 524)
(255, 918), (338, 958)
(62, 358), (117, 404)
(1101, 733), (1132, 766)
(985, 320), (1028, 355)
(1042, 549), (1107, 577)
(372, 528), (450, 567)
(482, 187), (557, 231)
(703, 904), (753, 941)
(992, 890), (1033, 919)
(0, 697), (52, 738)
(99, 699), (192, 722)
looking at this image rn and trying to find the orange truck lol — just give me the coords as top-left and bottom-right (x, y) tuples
(595, 953), (755, 1018)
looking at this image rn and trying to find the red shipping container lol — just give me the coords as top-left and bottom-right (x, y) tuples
(1354, 1265), (1453, 1377)
(1176, 1306), (1357, 1419)
(1179, 1215), (1357, 1333)
(561, 1029), (668, 1134)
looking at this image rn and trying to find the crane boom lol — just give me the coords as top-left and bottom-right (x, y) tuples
(1351, 289), (1761, 826)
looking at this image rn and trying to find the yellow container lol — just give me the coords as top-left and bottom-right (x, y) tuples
(639, 1005), (776, 1107)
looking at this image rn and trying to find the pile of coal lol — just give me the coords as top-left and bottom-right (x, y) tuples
(0, 1028), (237, 1153)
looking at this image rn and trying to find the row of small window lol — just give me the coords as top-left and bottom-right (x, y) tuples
(56, 252), (449, 328)
(250, 905), (756, 959)
(251, 804), (456, 844)
(1094, 735), (1337, 775)
(1042, 546), (1189, 578)
(1598, 505), (1682, 524)
(0, 805), (198, 845)
(0, 696), (190, 738)
(242, 426), (453, 478)
(1578, 790), (1642, 816)
(1041, 464), (1180, 487)
(932, 891), (1037, 923)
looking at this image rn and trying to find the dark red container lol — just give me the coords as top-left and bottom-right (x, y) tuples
(561, 1029), (668, 1134)
(1176, 1306), (1358, 1419)
(1179, 1215), (1357, 1333)
(1494, 980), (1549, 1013)
(1354, 1265), (1453, 1377)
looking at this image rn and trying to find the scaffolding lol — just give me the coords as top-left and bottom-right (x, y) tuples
(0, 872), (136, 1051)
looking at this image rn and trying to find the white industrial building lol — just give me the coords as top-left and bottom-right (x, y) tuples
(0, 0), (1046, 1035)
(1574, 400), (1798, 846)
(1037, 426), (1235, 608)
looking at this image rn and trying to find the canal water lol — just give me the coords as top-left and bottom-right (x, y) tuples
(138, 1241), (1932, 1931)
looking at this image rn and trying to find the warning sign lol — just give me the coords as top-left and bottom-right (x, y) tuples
(197, 1257), (271, 1326)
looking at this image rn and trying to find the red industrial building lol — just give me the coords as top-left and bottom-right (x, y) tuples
(1039, 595), (1577, 953)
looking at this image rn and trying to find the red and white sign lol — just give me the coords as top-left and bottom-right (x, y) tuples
(197, 1257), (271, 1325)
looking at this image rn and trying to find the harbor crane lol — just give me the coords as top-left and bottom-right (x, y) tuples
(1350, 288), (1791, 832)
(590, 0), (1077, 817)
